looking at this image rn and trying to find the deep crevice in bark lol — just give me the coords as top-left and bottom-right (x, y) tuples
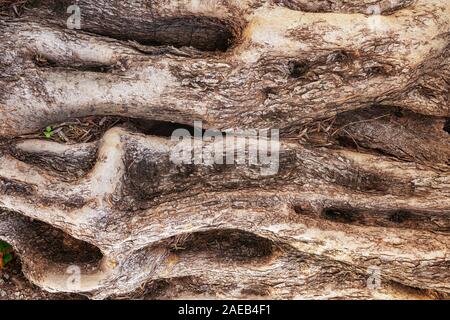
(0, 244), (89, 300)
(294, 205), (450, 232)
(168, 229), (277, 263)
(26, 0), (245, 52)
(288, 60), (310, 78)
(33, 53), (114, 73)
(121, 276), (214, 300)
(0, 211), (103, 266)
(80, 16), (242, 52)
(0, 177), (35, 196)
(0, 210), (104, 293)
(11, 116), (198, 144)
(329, 106), (450, 166)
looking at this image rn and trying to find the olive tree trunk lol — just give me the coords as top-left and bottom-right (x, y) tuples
(0, 0), (449, 299)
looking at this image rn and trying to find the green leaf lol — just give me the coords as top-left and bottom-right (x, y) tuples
(44, 126), (54, 138)
(2, 253), (13, 265)
(0, 240), (12, 252)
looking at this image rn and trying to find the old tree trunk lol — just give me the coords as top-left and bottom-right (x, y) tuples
(0, 0), (449, 299)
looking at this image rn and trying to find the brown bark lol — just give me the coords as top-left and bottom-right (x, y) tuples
(0, 0), (449, 299)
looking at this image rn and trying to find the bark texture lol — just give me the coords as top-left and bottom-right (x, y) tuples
(0, 0), (449, 299)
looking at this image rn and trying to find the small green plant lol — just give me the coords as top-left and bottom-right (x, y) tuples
(44, 126), (54, 138)
(0, 240), (14, 269)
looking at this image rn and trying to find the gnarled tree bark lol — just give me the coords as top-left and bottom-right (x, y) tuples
(0, 0), (449, 299)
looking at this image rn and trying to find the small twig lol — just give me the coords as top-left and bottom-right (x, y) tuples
(342, 129), (361, 150)
(331, 114), (390, 136)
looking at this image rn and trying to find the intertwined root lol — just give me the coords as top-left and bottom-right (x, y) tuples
(1, 0), (449, 137)
(0, 125), (449, 299)
(0, 0), (449, 299)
